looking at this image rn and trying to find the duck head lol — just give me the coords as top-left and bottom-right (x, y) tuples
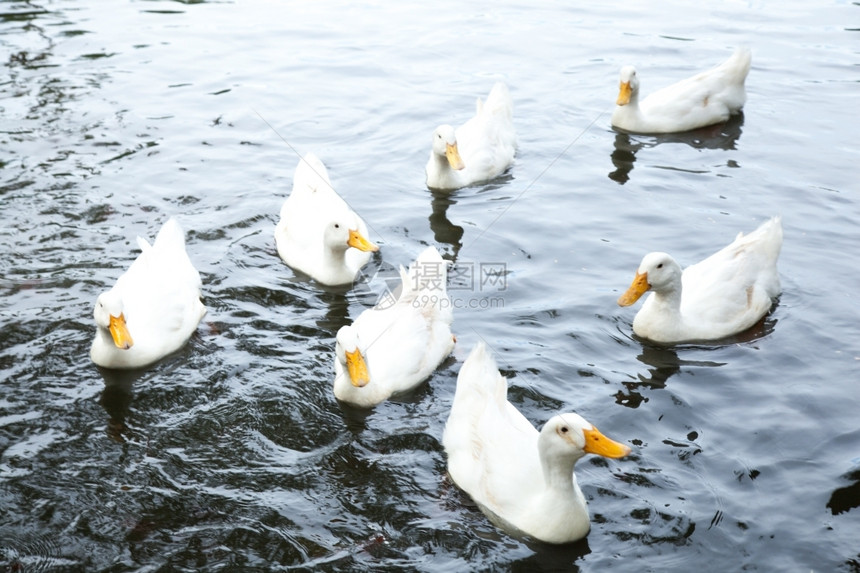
(94, 291), (134, 350)
(335, 325), (370, 388)
(618, 252), (682, 306)
(431, 125), (465, 171)
(540, 413), (631, 462)
(323, 213), (378, 255)
(616, 65), (639, 106)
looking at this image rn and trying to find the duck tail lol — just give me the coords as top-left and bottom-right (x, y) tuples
(400, 246), (449, 298)
(455, 341), (508, 407)
(762, 215), (783, 256)
(726, 46), (752, 83)
(294, 152), (334, 195)
(153, 218), (186, 251)
(483, 82), (514, 120)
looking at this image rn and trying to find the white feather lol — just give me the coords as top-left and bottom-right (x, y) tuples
(612, 47), (751, 134)
(425, 82), (517, 191)
(618, 216), (783, 343)
(91, 218), (206, 369)
(333, 246), (455, 407)
(275, 153), (377, 286)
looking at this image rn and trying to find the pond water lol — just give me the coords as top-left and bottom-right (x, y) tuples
(1, 0), (859, 571)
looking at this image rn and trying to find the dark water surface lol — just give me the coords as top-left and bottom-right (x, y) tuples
(2, 1), (859, 571)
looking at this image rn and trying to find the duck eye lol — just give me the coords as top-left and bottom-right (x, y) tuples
(334, 223), (340, 229)
(657, 263), (663, 269)
(561, 426), (569, 433)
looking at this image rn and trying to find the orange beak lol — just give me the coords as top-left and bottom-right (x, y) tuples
(616, 81), (632, 106)
(345, 348), (370, 388)
(109, 313), (134, 350)
(347, 229), (379, 253)
(446, 142), (465, 171)
(617, 270), (650, 306)
(583, 426), (631, 458)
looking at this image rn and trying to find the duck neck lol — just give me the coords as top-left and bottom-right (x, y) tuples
(430, 150), (450, 172)
(322, 245), (349, 274)
(427, 153), (458, 189)
(651, 280), (683, 318)
(538, 439), (580, 493)
(628, 87), (640, 110)
(542, 457), (578, 493)
(95, 325), (115, 349)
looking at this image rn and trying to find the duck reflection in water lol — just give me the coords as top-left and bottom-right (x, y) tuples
(513, 535), (591, 568)
(615, 345), (734, 408)
(828, 469), (860, 516)
(428, 174), (515, 259)
(314, 288), (353, 337)
(615, 345), (683, 408)
(97, 367), (145, 442)
(616, 311), (777, 408)
(609, 113), (745, 184)
(428, 188), (465, 260)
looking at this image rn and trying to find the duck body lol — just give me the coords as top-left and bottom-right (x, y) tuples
(618, 216), (782, 343)
(443, 342), (631, 544)
(275, 153), (378, 286)
(612, 47), (751, 134)
(426, 82), (517, 191)
(91, 218), (207, 369)
(333, 246), (455, 407)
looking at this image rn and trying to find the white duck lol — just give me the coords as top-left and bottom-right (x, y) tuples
(333, 246), (455, 408)
(611, 47), (751, 134)
(617, 216), (783, 343)
(425, 82), (517, 191)
(91, 218), (207, 369)
(275, 153), (378, 286)
(443, 342), (631, 544)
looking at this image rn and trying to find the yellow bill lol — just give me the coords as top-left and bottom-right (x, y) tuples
(583, 426), (631, 458)
(617, 271), (650, 306)
(345, 348), (370, 388)
(446, 142), (465, 171)
(109, 313), (134, 350)
(347, 229), (379, 253)
(616, 81), (632, 106)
